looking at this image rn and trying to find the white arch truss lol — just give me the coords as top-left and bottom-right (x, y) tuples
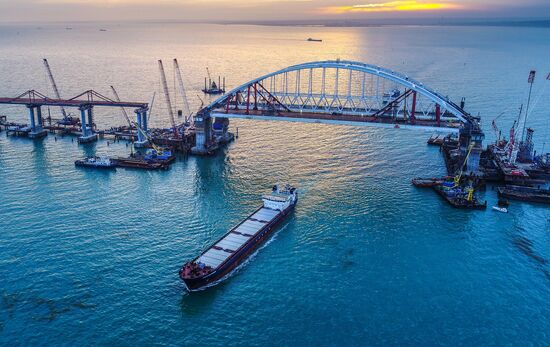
(202, 60), (474, 127)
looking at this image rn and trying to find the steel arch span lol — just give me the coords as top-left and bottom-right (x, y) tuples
(199, 60), (479, 132)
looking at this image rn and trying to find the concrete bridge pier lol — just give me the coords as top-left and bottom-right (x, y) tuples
(87, 107), (94, 130)
(459, 122), (485, 174)
(134, 108), (149, 148)
(78, 105), (98, 143)
(27, 105), (47, 139)
(191, 113), (213, 155)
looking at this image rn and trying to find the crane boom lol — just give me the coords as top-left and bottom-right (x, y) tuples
(43, 59), (67, 118)
(173, 59), (192, 124)
(110, 86), (133, 129)
(133, 121), (164, 153)
(148, 92), (156, 124)
(454, 142), (475, 186)
(158, 59), (179, 139)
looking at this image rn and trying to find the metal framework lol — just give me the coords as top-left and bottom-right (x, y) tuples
(0, 89), (148, 142)
(0, 89), (147, 109)
(201, 60), (474, 129)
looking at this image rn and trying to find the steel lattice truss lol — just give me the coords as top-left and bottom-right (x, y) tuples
(202, 60), (475, 129)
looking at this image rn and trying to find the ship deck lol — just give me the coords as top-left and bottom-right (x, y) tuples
(196, 207), (280, 268)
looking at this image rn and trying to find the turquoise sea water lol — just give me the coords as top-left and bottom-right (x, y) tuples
(1, 23), (550, 345)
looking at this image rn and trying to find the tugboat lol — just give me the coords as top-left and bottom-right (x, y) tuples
(75, 156), (116, 169)
(179, 184), (298, 291)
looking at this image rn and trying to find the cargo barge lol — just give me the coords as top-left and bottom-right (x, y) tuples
(497, 185), (550, 204)
(433, 184), (487, 209)
(114, 157), (170, 170)
(179, 184), (298, 291)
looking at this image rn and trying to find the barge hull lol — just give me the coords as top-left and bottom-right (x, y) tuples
(181, 200), (296, 291)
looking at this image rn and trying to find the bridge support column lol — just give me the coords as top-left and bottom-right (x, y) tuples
(28, 106), (35, 131)
(225, 94), (231, 114)
(246, 85), (251, 115)
(27, 106), (47, 139)
(191, 113), (213, 155)
(78, 105), (98, 143)
(134, 108), (149, 148)
(142, 109), (148, 132)
(410, 92), (417, 125)
(459, 123), (485, 175)
(253, 83), (258, 110)
(435, 104), (441, 127)
(36, 106), (43, 127)
(87, 107), (94, 131)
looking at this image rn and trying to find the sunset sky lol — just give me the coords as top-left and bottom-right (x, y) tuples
(0, 0), (549, 22)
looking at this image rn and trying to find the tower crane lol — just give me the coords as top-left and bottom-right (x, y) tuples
(43, 59), (67, 119)
(173, 59), (192, 124)
(158, 59), (179, 139)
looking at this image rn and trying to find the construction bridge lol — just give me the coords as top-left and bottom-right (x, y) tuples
(0, 89), (148, 142)
(194, 60), (484, 156)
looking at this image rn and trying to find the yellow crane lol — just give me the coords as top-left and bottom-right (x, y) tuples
(454, 142), (475, 187)
(111, 86), (166, 155)
(454, 142), (476, 202)
(133, 122), (166, 154)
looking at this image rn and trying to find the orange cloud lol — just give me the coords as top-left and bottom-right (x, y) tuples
(324, 1), (461, 14)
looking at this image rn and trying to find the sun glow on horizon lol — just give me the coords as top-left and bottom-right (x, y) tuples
(323, 1), (462, 14)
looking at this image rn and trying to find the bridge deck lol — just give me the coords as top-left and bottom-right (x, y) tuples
(212, 109), (461, 132)
(0, 97), (147, 108)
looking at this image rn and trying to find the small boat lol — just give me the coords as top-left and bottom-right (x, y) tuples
(307, 38), (322, 42)
(179, 184), (298, 291)
(492, 206), (508, 213)
(411, 177), (443, 187)
(75, 156), (116, 169)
